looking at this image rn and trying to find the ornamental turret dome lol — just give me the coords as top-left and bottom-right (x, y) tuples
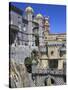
(36, 13), (43, 19)
(25, 6), (34, 13)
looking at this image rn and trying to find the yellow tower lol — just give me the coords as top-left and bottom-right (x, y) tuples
(44, 16), (50, 35)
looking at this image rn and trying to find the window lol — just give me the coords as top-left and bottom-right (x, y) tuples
(23, 25), (26, 31)
(60, 51), (63, 57)
(18, 16), (20, 18)
(51, 78), (55, 84)
(42, 32), (44, 35)
(45, 37), (47, 39)
(18, 21), (21, 24)
(11, 20), (13, 24)
(18, 24), (21, 31)
(49, 60), (58, 69)
(51, 51), (54, 55)
(18, 16), (21, 24)
(63, 76), (66, 82)
(19, 25), (21, 28)
(63, 39), (66, 41)
(44, 78), (55, 86)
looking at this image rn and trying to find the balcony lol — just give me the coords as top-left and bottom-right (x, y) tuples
(32, 68), (65, 76)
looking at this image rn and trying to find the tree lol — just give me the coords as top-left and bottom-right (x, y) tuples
(24, 57), (32, 73)
(24, 50), (39, 73)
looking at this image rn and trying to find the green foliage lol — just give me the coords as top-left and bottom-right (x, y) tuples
(24, 57), (32, 65)
(24, 49), (39, 73)
(24, 57), (32, 73)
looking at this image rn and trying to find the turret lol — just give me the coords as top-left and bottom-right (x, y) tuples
(44, 16), (50, 35)
(25, 6), (34, 46)
(25, 6), (34, 14)
(36, 13), (44, 46)
(36, 14), (43, 20)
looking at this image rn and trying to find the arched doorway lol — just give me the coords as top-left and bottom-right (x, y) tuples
(51, 78), (55, 85)
(44, 77), (55, 86)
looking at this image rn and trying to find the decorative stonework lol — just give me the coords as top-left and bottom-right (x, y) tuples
(9, 4), (66, 87)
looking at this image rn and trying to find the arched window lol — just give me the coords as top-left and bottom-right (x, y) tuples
(59, 44), (66, 57)
(23, 24), (26, 31)
(44, 78), (55, 86)
(51, 51), (54, 55)
(51, 78), (55, 84)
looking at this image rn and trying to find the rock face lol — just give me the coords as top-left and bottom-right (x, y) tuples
(9, 59), (34, 88)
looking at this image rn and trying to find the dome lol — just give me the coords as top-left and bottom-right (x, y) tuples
(36, 13), (43, 19)
(25, 6), (34, 13)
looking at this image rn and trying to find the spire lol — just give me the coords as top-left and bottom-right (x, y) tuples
(44, 16), (50, 35)
(45, 16), (50, 26)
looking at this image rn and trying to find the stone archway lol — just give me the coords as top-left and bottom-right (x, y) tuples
(44, 76), (55, 86)
(50, 78), (55, 85)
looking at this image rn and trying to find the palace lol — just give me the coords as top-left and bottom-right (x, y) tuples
(9, 4), (66, 86)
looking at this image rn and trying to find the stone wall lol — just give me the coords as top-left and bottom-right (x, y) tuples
(10, 45), (38, 64)
(9, 59), (35, 88)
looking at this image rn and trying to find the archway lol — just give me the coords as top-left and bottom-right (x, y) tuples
(44, 77), (55, 86)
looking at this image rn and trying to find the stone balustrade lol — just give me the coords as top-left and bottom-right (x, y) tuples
(32, 68), (65, 76)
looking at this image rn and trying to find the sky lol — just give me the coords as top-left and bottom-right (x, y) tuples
(10, 2), (66, 34)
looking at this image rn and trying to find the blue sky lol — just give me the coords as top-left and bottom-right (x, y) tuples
(10, 2), (66, 34)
